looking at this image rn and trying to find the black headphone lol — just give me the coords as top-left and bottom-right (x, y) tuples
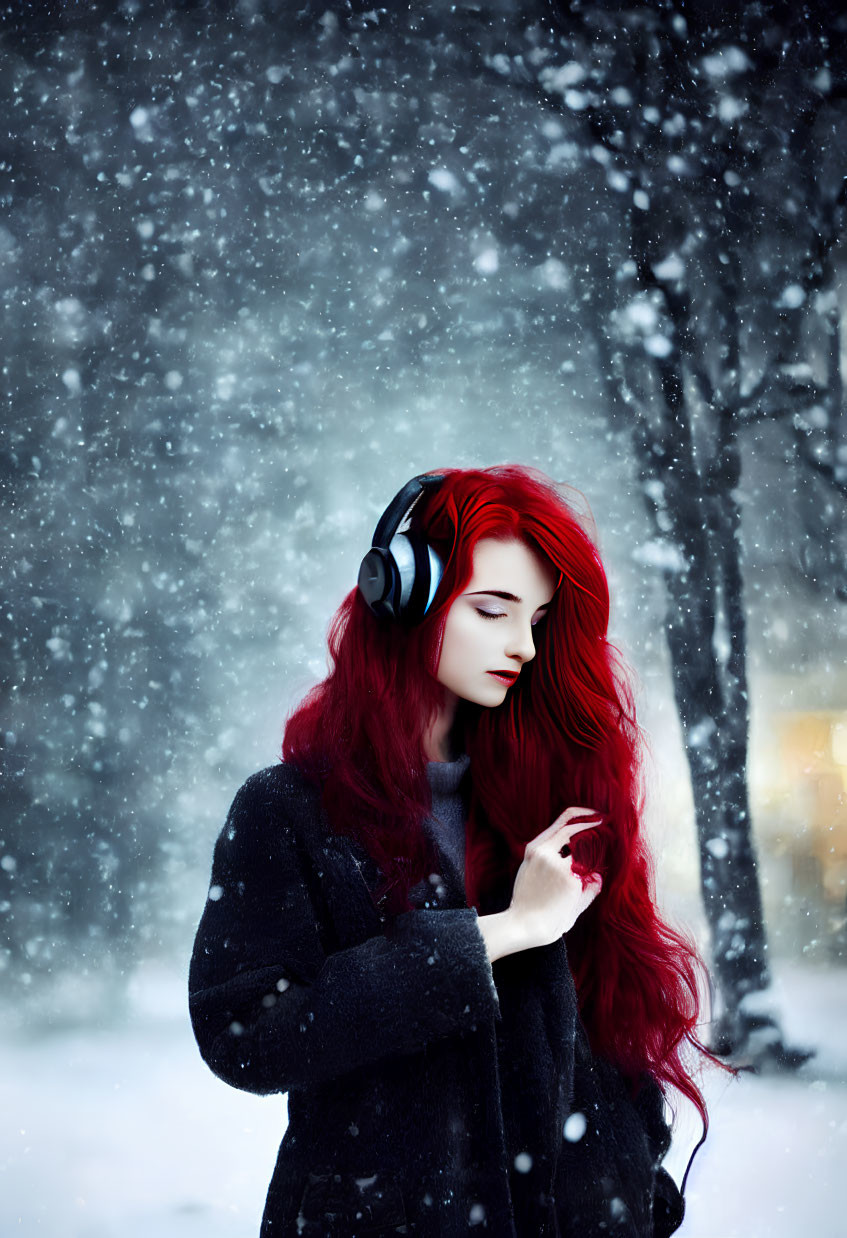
(357, 473), (447, 624)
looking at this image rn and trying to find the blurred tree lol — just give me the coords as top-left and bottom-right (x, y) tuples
(471, 0), (847, 1059)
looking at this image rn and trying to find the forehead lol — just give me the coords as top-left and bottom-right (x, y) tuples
(466, 537), (558, 600)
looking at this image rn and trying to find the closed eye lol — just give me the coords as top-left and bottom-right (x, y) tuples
(475, 608), (546, 627)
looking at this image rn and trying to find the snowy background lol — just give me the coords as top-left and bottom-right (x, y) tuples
(1, 2), (845, 1235)
(2, 958), (846, 1238)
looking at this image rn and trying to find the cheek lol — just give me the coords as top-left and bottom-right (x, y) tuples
(439, 613), (482, 678)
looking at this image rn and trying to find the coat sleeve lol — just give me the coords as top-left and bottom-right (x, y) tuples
(556, 1023), (686, 1238)
(632, 1075), (686, 1237)
(188, 767), (502, 1096)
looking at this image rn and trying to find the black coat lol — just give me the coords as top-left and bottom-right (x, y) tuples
(188, 762), (686, 1237)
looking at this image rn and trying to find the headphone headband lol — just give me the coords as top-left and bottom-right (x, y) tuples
(371, 474), (445, 548)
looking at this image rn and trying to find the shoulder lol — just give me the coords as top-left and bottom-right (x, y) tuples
(218, 762), (326, 859)
(229, 761), (322, 813)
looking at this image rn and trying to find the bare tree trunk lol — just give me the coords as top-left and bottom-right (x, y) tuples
(704, 411), (773, 1049)
(626, 329), (773, 1054)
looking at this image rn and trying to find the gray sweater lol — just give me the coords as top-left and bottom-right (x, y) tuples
(408, 752), (471, 908)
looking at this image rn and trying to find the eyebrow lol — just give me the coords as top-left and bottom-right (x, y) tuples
(468, 590), (552, 609)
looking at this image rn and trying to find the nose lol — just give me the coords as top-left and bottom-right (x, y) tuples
(504, 620), (537, 666)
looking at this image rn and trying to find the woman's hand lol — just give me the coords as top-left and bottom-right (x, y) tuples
(508, 807), (604, 949)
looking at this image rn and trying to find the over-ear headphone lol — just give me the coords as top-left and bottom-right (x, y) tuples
(357, 473), (447, 624)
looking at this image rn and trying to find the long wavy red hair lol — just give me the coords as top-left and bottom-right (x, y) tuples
(282, 464), (717, 1130)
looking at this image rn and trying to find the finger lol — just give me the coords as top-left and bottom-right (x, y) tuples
(585, 874), (603, 898)
(552, 816), (604, 846)
(562, 822), (601, 841)
(559, 806), (602, 825)
(576, 873), (603, 906)
(557, 825), (602, 861)
(531, 808), (602, 848)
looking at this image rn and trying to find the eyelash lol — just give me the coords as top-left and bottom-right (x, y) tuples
(475, 608), (545, 627)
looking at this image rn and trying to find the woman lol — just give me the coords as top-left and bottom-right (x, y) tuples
(189, 465), (714, 1237)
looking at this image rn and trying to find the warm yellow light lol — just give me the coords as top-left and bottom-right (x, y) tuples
(832, 721), (847, 767)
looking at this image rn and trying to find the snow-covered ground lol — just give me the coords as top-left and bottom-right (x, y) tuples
(663, 960), (847, 1238)
(2, 959), (844, 1237)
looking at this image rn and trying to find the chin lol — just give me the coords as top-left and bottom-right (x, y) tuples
(473, 680), (510, 705)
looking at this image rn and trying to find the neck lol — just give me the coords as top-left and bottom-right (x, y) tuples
(423, 691), (460, 762)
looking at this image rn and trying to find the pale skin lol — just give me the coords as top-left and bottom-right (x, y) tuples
(424, 536), (604, 964)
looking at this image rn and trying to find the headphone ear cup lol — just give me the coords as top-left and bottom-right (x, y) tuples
(394, 530), (444, 624)
(357, 546), (396, 619)
(358, 533), (444, 623)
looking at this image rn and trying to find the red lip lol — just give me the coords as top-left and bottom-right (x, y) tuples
(488, 670), (518, 685)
